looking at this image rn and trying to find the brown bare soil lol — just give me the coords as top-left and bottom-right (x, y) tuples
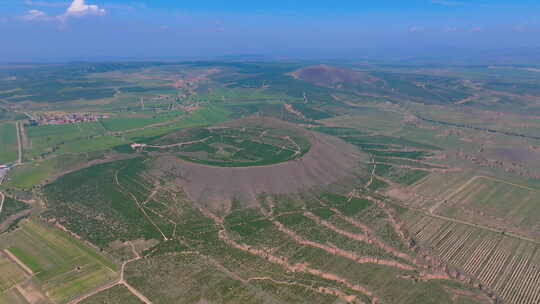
(151, 130), (369, 211)
(15, 283), (46, 304)
(271, 219), (416, 271)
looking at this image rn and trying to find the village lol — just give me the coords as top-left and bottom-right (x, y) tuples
(28, 112), (109, 126)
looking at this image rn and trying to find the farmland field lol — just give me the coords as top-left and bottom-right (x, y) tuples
(0, 220), (117, 304)
(0, 253), (28, 292)
(5, 153), (99, 189)
(0, 123), (17, 164)
(437, 176), (540, 238)
(25, 122), (106, 159)
(403, 211), (540, 304)
(100, 109), (184, 132)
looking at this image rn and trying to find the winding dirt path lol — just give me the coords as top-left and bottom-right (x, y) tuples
(248, 277), (361, 303)
(144, 136), (212, 149)
(366, 158), (376, 188)
(68, 242), (152, 304)
(114, 170), (168, 241)
(201, 209), (378, 303)
(308, 210), (417, 265)
(0, 191), (4, 217)
(272, 220), (416, 271)
(16, 121), (23, 165)
(361, 195), (452, 280)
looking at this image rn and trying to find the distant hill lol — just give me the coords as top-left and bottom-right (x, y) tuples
(291, 65), (378, 88)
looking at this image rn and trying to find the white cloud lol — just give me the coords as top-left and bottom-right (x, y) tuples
(20, 0), (106, 22)
(65, 0), (106, 17)
(21, 9), (51, 21)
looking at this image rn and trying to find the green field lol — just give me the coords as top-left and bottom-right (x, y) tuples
(0, 220), (118, 304)
(5, 153), (95, 189)
(101, 109), (185, 132)
(25, 122), (106, 159)
(57, 135), (127, 154)
(0, 123), (17, 164)
(442, 176), (540, 235)
(124, 105), (231, 141)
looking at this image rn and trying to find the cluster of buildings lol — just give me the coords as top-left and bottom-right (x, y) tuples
(29, 112), (109, 126)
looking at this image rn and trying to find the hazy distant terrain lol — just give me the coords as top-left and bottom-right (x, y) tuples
(1, 60), (540, 304)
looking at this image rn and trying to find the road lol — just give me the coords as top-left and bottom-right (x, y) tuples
(416, 114), (540, 141)
(0, 191), (4, 217)
(15, 121), (23, 165)
(0, 120), (23, 217)
(407, 202), (540, 246)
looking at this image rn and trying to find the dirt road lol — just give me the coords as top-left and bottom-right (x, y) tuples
(15, 121), (23, 165)
(429, 175), (540, 214)
(69, 242), (152, 304)
(0, 191), (4, 216)
(145, 136), (212, 149)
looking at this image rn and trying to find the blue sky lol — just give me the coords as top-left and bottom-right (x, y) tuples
(1, 0), (539, 62)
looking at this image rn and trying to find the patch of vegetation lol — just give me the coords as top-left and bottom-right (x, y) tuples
(6, 153), (102, 189)
(0, 197), (30, 227)
(375, 164), (430, 185)
(152, 121), (311, 167)
(368, 177), (389, 191)
(43, 158), (163, 248)
(80, 285), (143, 304)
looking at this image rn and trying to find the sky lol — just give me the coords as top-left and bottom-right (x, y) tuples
(1, 0), (540, 62)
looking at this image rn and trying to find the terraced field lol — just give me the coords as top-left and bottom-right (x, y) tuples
(123, 191), (490, 304)
(0, 220), (118, 304)
(403, 211), (540, 304)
